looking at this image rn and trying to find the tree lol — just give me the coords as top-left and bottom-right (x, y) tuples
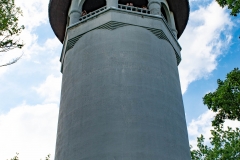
(216, 0), (240, 16)
(0, 0), (24, 66)
(7, 153), (19, 160)
(7, 153), (51, 160)
(191, 68), (240, 160)
(203, 68), (240, 127)
(191, 125), (240, 160)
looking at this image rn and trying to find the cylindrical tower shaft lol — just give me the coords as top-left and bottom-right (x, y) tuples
(56, 26), (190, 160)
(49, 0), (191, 159)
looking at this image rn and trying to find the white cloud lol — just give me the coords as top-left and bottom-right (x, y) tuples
(0, 103), (58, 160)
(0, 0), (62, 159)
(0, 64), (9, 76)
(0, 0), (60, 75)
(188, 110), (215, 148)
(188, 110), (240, 149)
(179, 1), (233, 93)
(223, 119), (240, 130)
(15, 0), (49, 30)
(44, 38), (62, 52)
(189, 0), (212, 5)
(0, 1), (62, 159)
(33, 75), (62, 104)
(32, 39), (62, 103)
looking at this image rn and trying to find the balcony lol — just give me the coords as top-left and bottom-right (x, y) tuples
(78, 4), (154, 24)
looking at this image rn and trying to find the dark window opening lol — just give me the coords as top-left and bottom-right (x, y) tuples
(118, 0), (148, 8)
(82, 0), (106, 13)
(161, 7), (168, 22)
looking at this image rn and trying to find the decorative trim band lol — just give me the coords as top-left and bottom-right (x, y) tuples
(65, 21), (181, 65)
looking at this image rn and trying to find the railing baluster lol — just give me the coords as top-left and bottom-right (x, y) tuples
(76, 4), (174, 39)
(79, 5), (108, 22)
(118, 4), (150, 15)
(79, 4), (152, 24)
(77, 5), (170, 28)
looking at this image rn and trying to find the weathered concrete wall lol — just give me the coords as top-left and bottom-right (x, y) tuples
(55, 24), (191, 159)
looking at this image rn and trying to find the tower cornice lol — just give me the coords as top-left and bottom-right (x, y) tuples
(48, 0), (189, 43)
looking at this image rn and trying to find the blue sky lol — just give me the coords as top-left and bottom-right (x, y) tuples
(0, 0), (239, 159)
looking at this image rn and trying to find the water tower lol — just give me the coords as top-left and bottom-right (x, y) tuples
(49, 0), (191, 159)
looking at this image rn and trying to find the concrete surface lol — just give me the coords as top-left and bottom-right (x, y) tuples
(55, 23), (191, 159)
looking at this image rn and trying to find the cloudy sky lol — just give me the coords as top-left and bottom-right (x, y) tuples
(0, 0), (239, 159)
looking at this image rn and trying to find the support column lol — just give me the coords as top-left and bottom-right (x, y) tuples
(107, 0), (118, 8)
(171, 28), (178, 38)
(148, 0), (161, 15)
(69, 0), (81, 25)
(170, 11), (178, 38)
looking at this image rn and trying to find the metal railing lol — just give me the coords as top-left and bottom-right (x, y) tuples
(75, 4), (177, 40)
(117, 5), (176, 38)
(79, 6), (107, 22)
(78, 5), (168, 26)
(118, 4), (150, 14)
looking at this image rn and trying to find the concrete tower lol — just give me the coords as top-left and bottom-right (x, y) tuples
(49, 0), (190, 159)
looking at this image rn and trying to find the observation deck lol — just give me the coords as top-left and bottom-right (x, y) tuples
(59, 4), (184, 72)
(48, 0), (190, 43)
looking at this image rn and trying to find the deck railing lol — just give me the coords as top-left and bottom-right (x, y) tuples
(79, 6), (107, 22)
(118, 4), (150, 14)
(76, 4), (175, 39)
(78, 5), (167, 24)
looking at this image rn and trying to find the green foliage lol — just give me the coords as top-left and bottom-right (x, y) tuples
(203, 68), (240, 127)
(191, 125), (240, 160)
(42, 154), (51, 160)
(216, 0), (240, 16)
(8, 153), (19, 160)
(191, 68), (240, 160)
(7, 154), (51, 160)
(0, 0), (24, 52)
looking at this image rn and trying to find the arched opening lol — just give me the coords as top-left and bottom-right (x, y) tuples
(82, 0), (106, 13)
(161, 7), (168, 22)
(67, 16), (70, 26)
(161, 3), (170, 25)
(118, 0), (148, 8)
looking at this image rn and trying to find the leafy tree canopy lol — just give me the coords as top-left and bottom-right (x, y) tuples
(203, 68), (240, 127)
(191, 125), (240, 160)
(7, 153), (51, 160)
(191, 68), (240, 160)
(0, 0), (24, 52)
(216, 0), (240, 16)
